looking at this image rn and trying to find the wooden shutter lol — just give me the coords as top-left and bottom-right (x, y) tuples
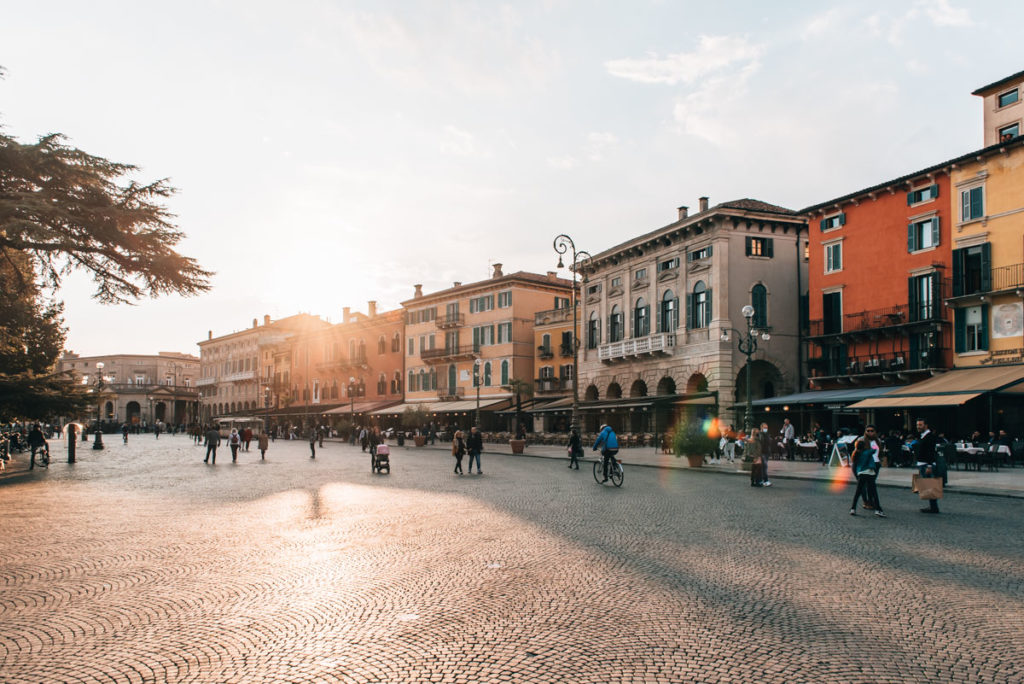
(765, 238), (774, 258)
(952, 248), (965, 296)
(953, 309), (966, 353)
(930, 184), (940, 199)
(745, 236), (752, 255)
(931, 217), (940, 247)
(687, 294), (695, 330)
(980, 243), (992, 291)
(908, 277), (919, 322)
(673, 297), (680, 329)
(706, 288), (713, 325)
(970, 187), (983, 218)
(819, 218), (826, 231)
(907, 223), (917, 252)
(906, 191), (914, 206)
(980, 304), (989, 350)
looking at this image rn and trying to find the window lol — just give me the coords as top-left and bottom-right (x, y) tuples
(587, 284), (601, 296)
(961, 186), (984, 221)
(745, 236), (774, 257)
(588, 311), (601, 349)
(999, 123), (1020, 141)
(497, 291), (512, 308)
(952, 244), (991, 296)
(657, 257), (679, 272)
(501, 360), (509, 386)
(633, 297), (650, 337)
(633, 268), (648, 281)
(611, 277), (622, 288)
(907, 217), (940, 252)
(609, 305), (624, 342)
(554, 297), (570, 309)
(497, 322), (512, 343)
(659, 290), (678, 332)
(540, 333), (551, 352)
(751, 284), (767, 328)
(825, 242), (842, 273)
(688, 245), (712, 261)
(377, 336), (386, 354)
(392, 333), (401, 352)
(483, 362), (492, 386)
(998, 88), (1019, 108)
(469, 295), (494, 313)
(409, 370), (416, 392)
(539, 365), (555, 379)
(907, 184), (939, 206)
(472, 325), (495, 346)
(822, 291), (842, 335)
(688, 281), (711, 329)
(819, 213), (845, 231)
(961, 306), (988, 352)
(908, 273), (938, 322)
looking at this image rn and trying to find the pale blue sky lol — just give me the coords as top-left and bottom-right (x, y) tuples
(2, 0), (1020, 355)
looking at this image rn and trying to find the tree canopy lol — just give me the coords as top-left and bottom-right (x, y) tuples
(0, 132), (212, 303)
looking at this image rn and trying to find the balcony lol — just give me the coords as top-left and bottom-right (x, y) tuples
(538, 345), (554, 360)
(598, 333), (675, 362)
(560, 344), (573, 358)
(808, 304), (947, 340)
(196, 376), (217, 387)
(316, 352), (368, 371)
(536, 377), (573, 393)
(421, 344), (480, 364)
(224, 370), (256, 382)
(809, 350), (946, 383)
(437, 386), (465, 400)
(534, 306), (574, 326)
(949, 262), (1024, 303)
(436, 314), (465, 330)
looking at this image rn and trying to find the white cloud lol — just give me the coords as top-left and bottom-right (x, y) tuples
(439, 125), (482, 157)
(605, 35), (761, 86)
(921, 0), (972, 27)
(801, 8), (844, 41)
(671, 61), (760, 147)
(546, 155), (578, 170)
(585, 131), (619, 161)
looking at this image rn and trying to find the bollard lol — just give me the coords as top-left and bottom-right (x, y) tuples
(68, 424), (77, 463)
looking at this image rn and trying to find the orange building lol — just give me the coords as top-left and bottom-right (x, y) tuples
(263, 302), (404, 430)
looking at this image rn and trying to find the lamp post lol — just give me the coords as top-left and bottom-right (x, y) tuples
(553, 234), (592, 434)
(348, 376), (359, 438)
(93, 362), (105, 450)
(473, 358), (482, 429)
(263, 385), (271, 437)
(720, 305), (771, 434)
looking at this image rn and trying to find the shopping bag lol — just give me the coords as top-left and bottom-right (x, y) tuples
(917, 476), (943, 500)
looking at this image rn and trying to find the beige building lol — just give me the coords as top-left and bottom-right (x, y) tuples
(374, 264), (572, 429)
(973, 69), (1024, 146)
(197, 314), (329, 421)
(60, 351), (200, 426)
(531, 303), (578, 432)
(577, 197), (807, 435)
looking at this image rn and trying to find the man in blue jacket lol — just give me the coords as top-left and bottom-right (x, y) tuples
(593, 424), (619, 483)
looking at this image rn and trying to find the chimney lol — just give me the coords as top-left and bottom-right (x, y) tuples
(208, 330), (212, 340)
(343, 306), (350, 323)
(368, 300), (377, 317)
(252, 318), (258, 328)
(492, 263), (503, 278)
(678, 206), (688, 220)
(414, 284), (423, 298)
(264, 314), (270, 326)
(547, 271), (557, 280)
(699, 196), (709, 212)
(453, 282), (462, 288)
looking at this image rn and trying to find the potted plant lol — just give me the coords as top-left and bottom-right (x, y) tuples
(402, 406), (429, 447)
(673, 420), (715, 468)
(509, 436), (527, 454)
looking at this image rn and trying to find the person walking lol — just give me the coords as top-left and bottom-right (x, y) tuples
(204, 425), (220, 464)
(451, 430), (466, 475)
(228, 428), (241, 462)
(242, 426), (253, 451)
(309, 429), (317, 459)
(318, 425), (325, 448)
(745, 425), (765, 486)
(914, 418), (940, 514)
(849, 426), (886, 517)
(359, 427), (368, 452)
(27, 423), (46, 471)
(567, 427), (582, 470)
(258, 430), (269, 460)
(122, 423), (129, 444)
(757, 422), (773, 486)
(467, 426), (483, 474)
(780, 418), (795, 460)
(592, 424), (619, 483)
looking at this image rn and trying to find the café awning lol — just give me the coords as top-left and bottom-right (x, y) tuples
(845, 365), (1024, 409)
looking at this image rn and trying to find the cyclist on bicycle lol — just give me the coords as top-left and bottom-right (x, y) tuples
(593, 424), (619, 482)
(27, 423), (47, 470)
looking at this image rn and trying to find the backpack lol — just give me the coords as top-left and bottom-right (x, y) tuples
(230, 433), (240, 445)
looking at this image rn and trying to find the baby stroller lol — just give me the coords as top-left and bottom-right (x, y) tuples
(371, 443), (391, 474)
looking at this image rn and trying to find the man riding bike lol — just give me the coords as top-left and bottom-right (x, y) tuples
(593, 424), (619, 483)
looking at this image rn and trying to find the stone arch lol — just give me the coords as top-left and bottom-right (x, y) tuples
(229, 402), (236, 414)
(656, 376), (677, 395)
(606, 382), (622, 399)
(584, 384), (600, 401)
(734, 360), (783, 405)
(126, 401), (141, 423)
(104, 401), (114, 419)
(687, 372), (709, 394)
(629, 379), (647, 397)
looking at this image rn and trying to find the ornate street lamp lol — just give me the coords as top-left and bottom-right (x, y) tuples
(553, 234), (592, 434)
(263, 385), (271, 437)
(348, 376), (364, 436)
(93, 362), (105, 450)
(720, 305), (771, 434)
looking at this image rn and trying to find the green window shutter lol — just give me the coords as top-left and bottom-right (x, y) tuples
(954, 309), (966, 353)
(930, 184), (940, 199)
(472, 327), (480, 348)
(839, 213), (846, 226)
(979, 304), (989, 350)
(819, 218), (826, 231)
(655, 302), (662, 333)
(980, 243), (992, 291)
(906, 191), (914, 206)
(766, 238), (774, 258)
(706, 288), (713, 323)
(907, 223), (916, 252)
(686, 294), (695, 329)
(952, 248), (965, 296)
(931, 217), (940, 247)
(673, 297), (680, 328)
(644, 305), (650, 335)
(971, 187), (983, 218)
(908, 277), (918, 322)
(745, 236), (752, 255)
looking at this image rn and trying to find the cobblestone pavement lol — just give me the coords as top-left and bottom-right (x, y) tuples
(2, 436), (1024, 683)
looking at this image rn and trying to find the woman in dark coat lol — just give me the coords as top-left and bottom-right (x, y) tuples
(451, 430), (466, 475)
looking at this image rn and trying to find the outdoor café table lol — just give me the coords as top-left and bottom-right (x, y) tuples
(955, 443), (984, 471)
(796, 441), (818, 460)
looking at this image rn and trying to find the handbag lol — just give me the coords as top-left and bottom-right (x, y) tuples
(917, 476), (943, 500)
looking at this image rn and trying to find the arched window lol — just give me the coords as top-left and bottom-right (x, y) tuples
(378, 336), (386, 354)
(392, 332), (401, 353)
(348, 340), (356, 359)
(689, 281), (711, 329)
(429, 368), (437, 391)
(419, 369), (426, 392)
(447, 364), (456, 392)
(358, 339), (366, 361)
(393, 370), (402, 394)
(541, 333), (551, 354)
(751, 284), (768, 328)
(633, 297), (649, 337)
(377, 373), (387, 395)
(501, 359), (509, 386)
(409, 370), (416, 392)
(660, 290), (678, 332)
(609, 305), (624, 342)
(588, 311), (601, 349)
(484, 361), (492, 386)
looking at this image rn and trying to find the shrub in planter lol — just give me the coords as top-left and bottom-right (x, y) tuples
(673, 421), (716, 467)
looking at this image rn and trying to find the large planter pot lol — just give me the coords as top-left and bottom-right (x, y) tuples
(509, 439), (526, 454)
(414, 435), (427, 447)
(739, 459), (754, 472)
(685, 454), (704, 468)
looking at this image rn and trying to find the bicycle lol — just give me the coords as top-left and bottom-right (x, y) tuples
(32, 444), (50, 468)
(593, 451), (623, 487)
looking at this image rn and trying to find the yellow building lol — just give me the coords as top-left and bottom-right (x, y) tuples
(946, 72), (1024, 367)
(531, 303), (579, 432)
(377, 264), (572, 431)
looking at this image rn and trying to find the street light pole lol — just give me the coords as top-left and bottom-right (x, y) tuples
(473, 359), (482, 429)
(720, 305), (771, 434)
(93, 362), (105, 450)
(348, 376), (357, 440)
(263, 386), (271, 437)
(553, 234), (592, 434)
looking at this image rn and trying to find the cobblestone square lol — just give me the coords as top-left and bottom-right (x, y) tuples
(2, 436), (1024, 682)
